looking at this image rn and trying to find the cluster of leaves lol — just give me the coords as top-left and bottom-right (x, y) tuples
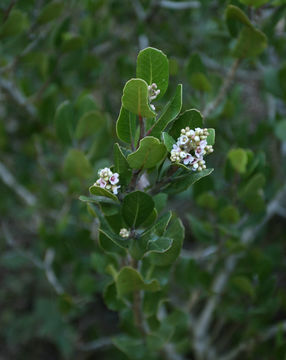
(0, 1), (286, 360)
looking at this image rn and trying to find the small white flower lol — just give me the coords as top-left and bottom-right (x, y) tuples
(119, 228), (130, 238)
(112, 185), (120, 195)
(97, 178), (107, 188)
(109, 173), (119, 185)
(183, 154), (194, 165)
(180, 151), (187, 159)
(179, 135), (189, 145)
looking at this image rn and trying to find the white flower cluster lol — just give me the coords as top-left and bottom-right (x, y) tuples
(170, 127), (214, 171)
(94, 167), (120, 195)
(119, 228), (130, 238)
(148, 83), (160, 111)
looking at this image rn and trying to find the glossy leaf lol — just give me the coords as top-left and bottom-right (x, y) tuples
(163, 168), (214, 194)
(169, 109), (203, 140)
(207, 128), (215, 146)
(89, 185), (119, 201)
(136, 47), (169, 98)
(113, 143), (132, 186)
(116, 267), (160, 297)
(149, 84), (182, 138)
(127, 136), (166, 169)
(122, 191), (155, 228)
(122, 78), (156, 118)
(116, 106), (137, 144)
(162, 132), (176, 152)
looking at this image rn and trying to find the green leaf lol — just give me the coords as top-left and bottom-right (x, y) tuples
(122, 191), (155, 228)
(233, 26), (267, 58)
(113, 335), (148, 360)
(99, 228), (130, 249)
(0, 10), (29, 38)
(61, 33), (83, 52)
(103, 282), (125, 311)
(162, 132), (176, 152)
(274, 120), (286, 141)
(219, 205), (240, 224)
(140, 208), (158, 228)
(169, 109), (203, 140)
(136, 47), (169, 99)
(163, 168), (214, 194)
(116, 106), (137, 144)
(228, 148), (248, 173)
(231, 276), (255, 299)
(38, 1), (64, 24)
(113, 143), (132, 186)
(225, 5), (253, 36)
(89, 185), (119, 201)
(149, 84), (182, 138)
(148, 217), (184, 266)
(98, 230), (126, 256)
(54, 101), (74, 145)
(122, 79), (156, 118)
(127, 136), (166, 169)
(63, 149), (93, 179)
(75, 111), (104, 139)
(116, 267), (160, 297)
(190, 73), (212, 92)
(207, 128), (215, 146)
(147, 237), (173, 253)
(79, 195), (118, 205)
(225, 5), (267, 58)
(239, 173), (266, 198)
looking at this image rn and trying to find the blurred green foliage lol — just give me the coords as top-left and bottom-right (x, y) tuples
(0, 0), (286, 359)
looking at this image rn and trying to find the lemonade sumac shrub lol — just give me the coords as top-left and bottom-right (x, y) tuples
(0, 1), (286, 360)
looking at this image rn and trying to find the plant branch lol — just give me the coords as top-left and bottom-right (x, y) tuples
(220, 321), (286, 360)
(77, 337), (113, 351)
(0, 161), (36, 206)
(0, 78), (37, 118)
(192, 184), (286, 358)
(202, 58), (241, 119)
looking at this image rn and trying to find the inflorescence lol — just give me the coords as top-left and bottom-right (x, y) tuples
(119, 228), (130, 238)
(170, 127), (214, 171)
(94, 167), (120, 195)
(148, 83), (160, 111)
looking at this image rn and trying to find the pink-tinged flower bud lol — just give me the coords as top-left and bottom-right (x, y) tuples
(98, 178), (107, 188)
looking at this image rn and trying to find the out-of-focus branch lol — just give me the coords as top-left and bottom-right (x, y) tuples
(2, 0), (17, 22)
(2, 223), (64, 295)
(203, 58), (241, 119)
(220, 321), (286, 360)
(160, 1), (200, 10)
(0, 161), (36, 206)
(77, 337), (113, 351)
(0, 78), (36, 118)
(192, 184), (286, 358)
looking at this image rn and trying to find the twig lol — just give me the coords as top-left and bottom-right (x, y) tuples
(160, 1), (200, 10)
(2, 222), (65, 295)
(220, 321), (286, 360)
(44, 249), (64, 295)
(202, 58), (241, 118)
(2, 0), (17, 23)
(0, 161), (36, 206)
(77, 337), (113, 351)
(0, 78), (36, 118)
